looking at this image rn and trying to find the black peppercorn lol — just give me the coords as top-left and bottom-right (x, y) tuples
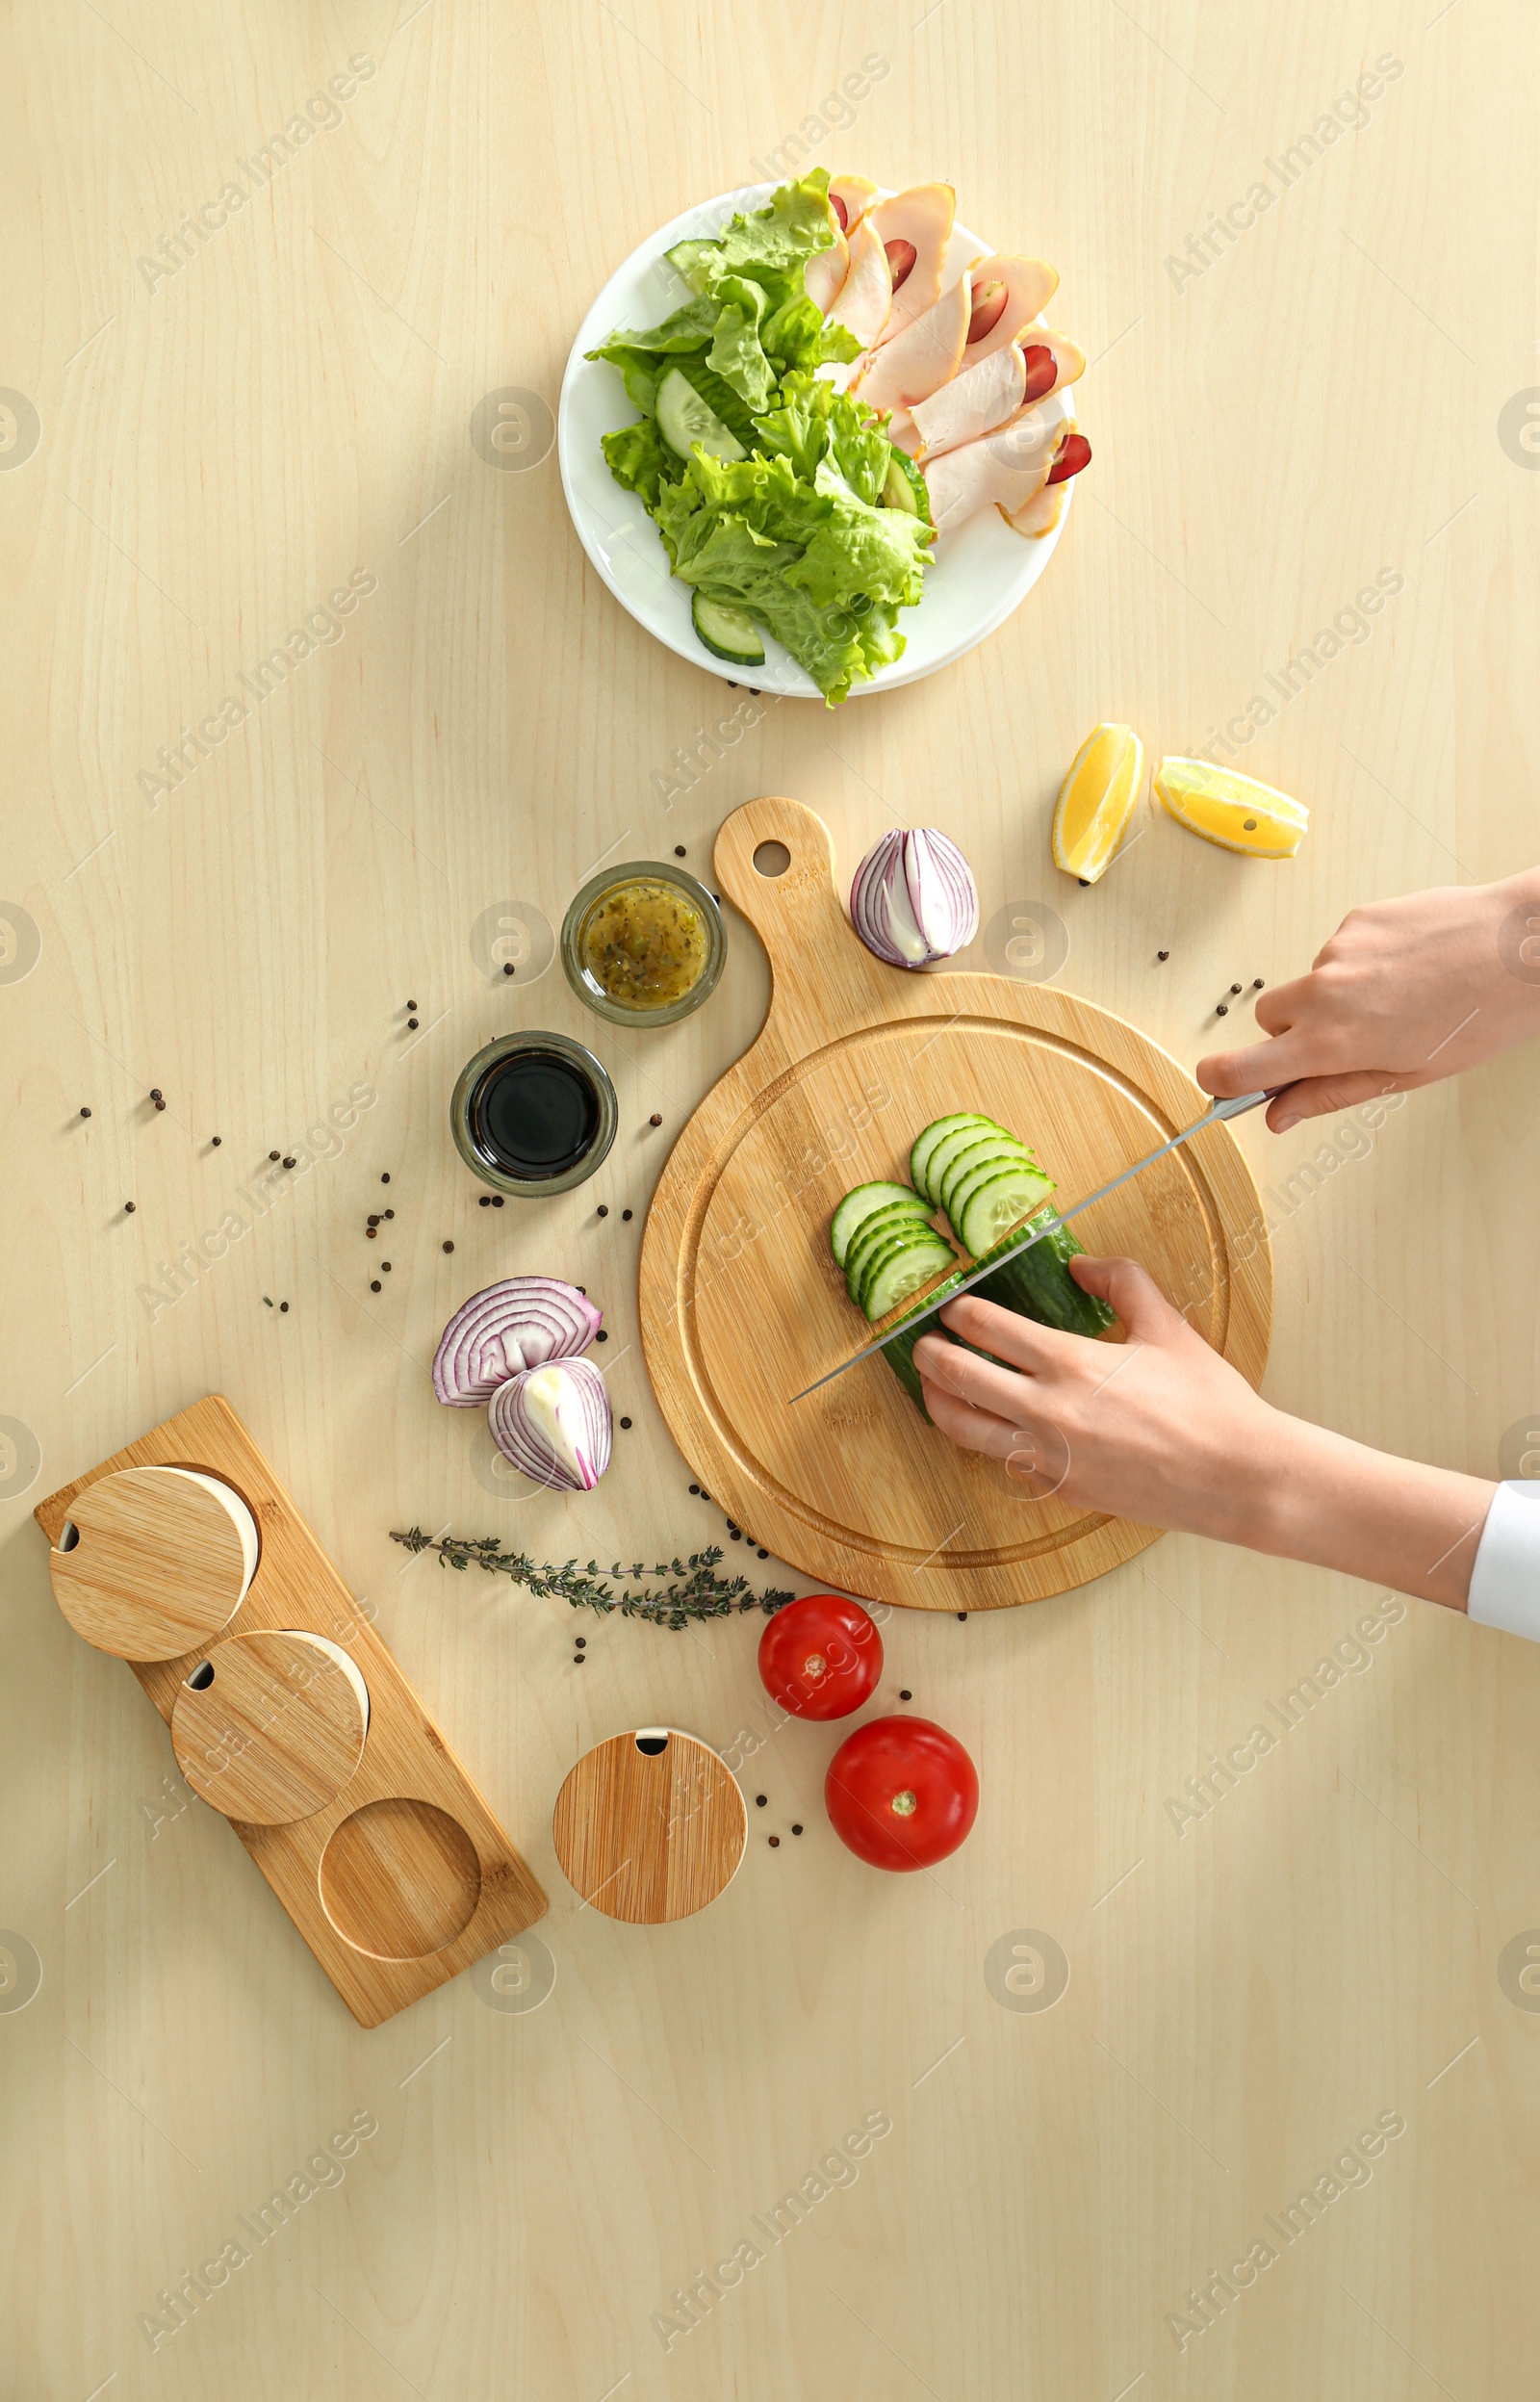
(381, 1261), (391, 1272)
(381, 1174), (390, 1184)
(730, 1530), (742, 1541)
(371, 1279), (381, 1292)
(768, 1835), (780, 1847)
(619, 1416), (632, 1429)
(597, 1205), (608, 1218)
(492, 1197), (503, 1208)
(957, 1612), (966, 1621)
(270, 1149), (280, 1161)
(283, 1155), (295, 1169)
(154, 1098), (167, 1112)
(650, 1113), (662, 1127)
(622, 1208), (632, 1222)
(443, 1240), (453, 1253)
(1157, 950), (1169, 962)
(596, 1330), (607, 1341)
(1216, 1002), (1229, 1017)
(123, 1201), (136, 1213)
(406, 1017), (419, 1030)
(899, 1689), (912, 1701)
(406, 999), (417, 1011)
(503, 962), (515, 975)
(366, 1227), (377, 1239)
(689, 1483), (700, 1494)
(675, 845), (686, 857)
(575, 1654), (585, 1666)
(384, 1208), (394, 1220)
(368, 1214), (380, 1227)
(1253, 977), (1266, 990)
(755, 1795), (767, 1807)
(757, 1548), (767, 1559)
(149, 1089), (163, 1101)
(479, 1195), (491, 1206)
(575, 1637), (586, 1648)
(791, 1824), (803, 1836)
(279, 1301), (289, 1313)
(79, 1107), (90, 1118)
(211, 1135), (221, 1147)
(1229, 983), (1243, 995)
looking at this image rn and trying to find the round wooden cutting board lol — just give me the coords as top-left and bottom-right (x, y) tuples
(637, 796), (1272, 1613)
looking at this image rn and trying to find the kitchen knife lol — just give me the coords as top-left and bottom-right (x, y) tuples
(788, 1088), (1274, 1404)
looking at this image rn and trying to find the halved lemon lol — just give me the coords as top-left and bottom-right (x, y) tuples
(1153, 758), (1308, 858)
(1051, 723), (1144, 883)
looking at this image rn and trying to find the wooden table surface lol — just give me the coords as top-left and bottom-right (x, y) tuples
(4, 4), (1539, 2395)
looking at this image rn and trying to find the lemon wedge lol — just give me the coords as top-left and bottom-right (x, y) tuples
(1052, 723), (1144, 883)
(1153, 758), (1308, 858)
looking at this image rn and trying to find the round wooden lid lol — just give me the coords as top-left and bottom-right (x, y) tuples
(552, 1728), (746, 1923)
(49, 1465), (257, 1661)
(170, 1630), (370, 1824)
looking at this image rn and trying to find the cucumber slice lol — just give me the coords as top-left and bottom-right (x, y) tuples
(910, 1114), (1004, 1203)
(860, 1233), (956, 1324)
(665, 238), (719, 293)
(937, 1135), (1037, 1225)
(956, 1164), (1056, 1258)
(655, 366), (746, 463)
(843, 1202), (937, 1300)
(882, 448), (933, 526)
(691, 589), (765, 665)
(852, 1221), (951, 1313)
(831, 1180), (930, 1268)
(946, 1149), (1050, 1234)
(926, 1123), (1021, 1211)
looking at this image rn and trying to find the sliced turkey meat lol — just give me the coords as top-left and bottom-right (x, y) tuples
(868, 184), (957, 340)
(854, 269), (975, 414)
(826, 214), (892, 349)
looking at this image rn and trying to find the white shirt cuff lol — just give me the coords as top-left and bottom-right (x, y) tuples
(1467, 1483), (1540, 1640)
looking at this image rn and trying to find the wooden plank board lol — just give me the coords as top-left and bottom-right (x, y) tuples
(34, 1396), (547, 2026)
(639, 796), (1272, 1607)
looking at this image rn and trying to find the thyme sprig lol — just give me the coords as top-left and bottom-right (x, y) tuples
(390, 1528), (795, 1631)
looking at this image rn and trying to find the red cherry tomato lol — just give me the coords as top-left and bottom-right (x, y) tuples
(825, 1717), (979, 1870)
(757, 1594), (883, 1721)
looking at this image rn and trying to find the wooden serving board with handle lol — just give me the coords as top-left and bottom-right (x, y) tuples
(36, 1395), (548, 2026)
(637, 796), (1273, 1611)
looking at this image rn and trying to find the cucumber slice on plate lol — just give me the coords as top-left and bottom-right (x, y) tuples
(665, 239), (719, 293)
(656, 366), (747, 463)
(956, 1163), (1057, 1258)
(882, 448), (933, 526)
(937, 1135), (1037, 1225)
(831, 1180), (929, 1268)
(859, 1232), (956, 1323)
(843, 1203), (937, 1301)
(910, 1114), (1004, 1203)
(690, 589), (765, 665)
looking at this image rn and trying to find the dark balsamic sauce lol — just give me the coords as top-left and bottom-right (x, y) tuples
(471, 1049), (600, 1179)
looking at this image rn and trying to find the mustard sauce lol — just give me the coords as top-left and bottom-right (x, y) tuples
(578, 879), (709, 1010)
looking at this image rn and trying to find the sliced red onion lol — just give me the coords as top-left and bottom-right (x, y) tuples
(849, 828), (980, 969)
(433, 1277), (602, 1406)
(489, 1359), (612, 1491)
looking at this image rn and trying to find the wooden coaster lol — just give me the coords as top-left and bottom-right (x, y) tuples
(552, 1728), (747, 1923)
(170, 1630), (370, 1825)
(50, 1464), (256, 1661)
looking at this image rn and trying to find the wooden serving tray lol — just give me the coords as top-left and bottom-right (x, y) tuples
(638, 796), (1272, 1611)
(36, 1396), (548, 2026)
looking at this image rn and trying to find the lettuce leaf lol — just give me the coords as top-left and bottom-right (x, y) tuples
(706, 273), (777, 412)
(600, 419), (680, 511)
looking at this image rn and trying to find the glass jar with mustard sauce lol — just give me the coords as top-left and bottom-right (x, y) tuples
(560, 861), (727, 1028)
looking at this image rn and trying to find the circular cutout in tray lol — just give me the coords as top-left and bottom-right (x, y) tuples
(320, 1798), (483, 1959)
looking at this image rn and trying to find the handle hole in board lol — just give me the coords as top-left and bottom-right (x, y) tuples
(753, 840), (791, 878)
(58, 1520), (80, 1553)
(188, 1660), (215, 1691)
(635, 1731), (670, 1757)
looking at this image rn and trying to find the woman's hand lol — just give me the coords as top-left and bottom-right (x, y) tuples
(1196, 869), (1540, 1132)
(913, 1257), (1497, 1608)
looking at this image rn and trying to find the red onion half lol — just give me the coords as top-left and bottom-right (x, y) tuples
(848, 828), (980, 969)
(433, 1277), (602, 1407)
(489, 1359), (613, 1491)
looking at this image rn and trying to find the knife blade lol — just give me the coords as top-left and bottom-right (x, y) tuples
(787, 1088), (1274, 1405)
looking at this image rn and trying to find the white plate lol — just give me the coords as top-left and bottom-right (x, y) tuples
(557, 184), (1075, 701)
